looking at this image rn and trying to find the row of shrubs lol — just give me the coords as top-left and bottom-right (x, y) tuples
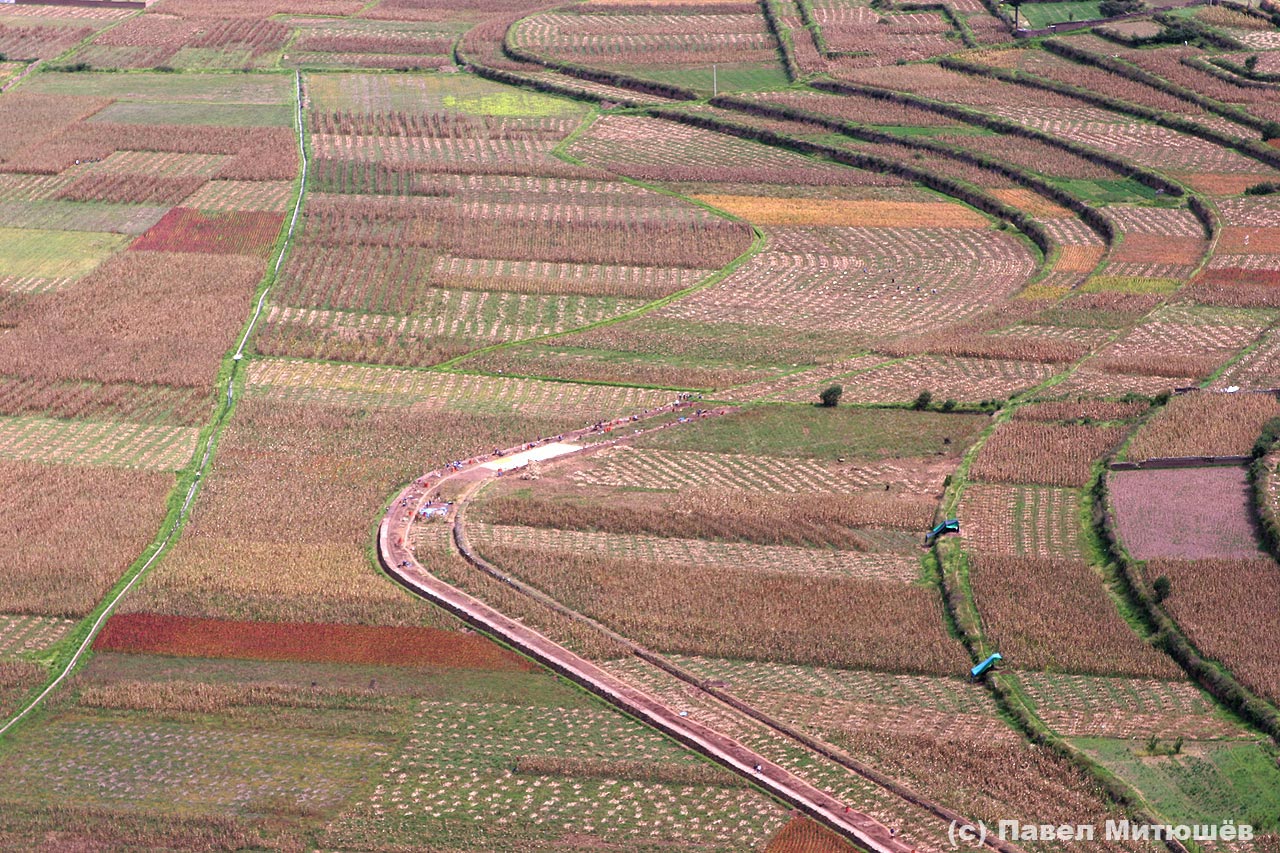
(760, 0), (802, 81)
(711, 93), (1115, 243)
(941, 54), (1280, 172)
(1206, 54), (1280, 85)
(650, 105), (1054, 256)
(811, 78), (1185, 197)
(1093, 459), (1280, 744)
(1044, 38), (1280, 139)
(501, 39), (700, 102)
(1093, 11), (1245, 49)
(1249, 417), (1280, 563)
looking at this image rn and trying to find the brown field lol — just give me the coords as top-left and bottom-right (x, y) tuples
(1218, 226), (1280, 254)
(765, 817), (857, 853)
(831, 729), (1151, 853)
(1109, 466), (1262, 560)
(0, 459), (171, 617)
(990, 189), (1073, 219)
(476, 481), (937, 547)
(1147, 557), (1280, 704)
(1169, 172), (1274, 196)
(969, 555), (1180, 678)
(0, 252), (263, 388)
(1054, 244), (1107, 273)
(970, 422), (1126, 487)
(1108, 234), (1205, 266)
(1014, 400), (1149, 423)
(480, 542), (969, 675)
(690, 196), (989, 228)
(0, 92), (111, 163)
(126, 398), (583, 626)
(1126, 392), (1280, 459)
(94, 613), (535, 671)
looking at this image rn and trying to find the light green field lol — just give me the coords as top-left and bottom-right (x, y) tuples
(627, 62), (791, 94)
(1074, 737), (1280, 831)
(0, 227), (126, 279)
(88, 101), (295, 127)
(20, 71), (294, 104)
(306, 71), (588, 117)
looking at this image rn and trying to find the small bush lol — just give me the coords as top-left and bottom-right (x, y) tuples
(819, 384), (843, 408)
(913, 390), (933, 411)
(1152, 575), (1171, 603)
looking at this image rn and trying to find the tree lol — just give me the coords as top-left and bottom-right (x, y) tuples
(1152, 575), (1171, 603)
(913, 390), (933, 411)
(1099, 0), (1144, 16)
(819, 384), (843, 408)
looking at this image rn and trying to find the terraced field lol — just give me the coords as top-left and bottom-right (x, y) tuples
(4, 0), (1280, 848)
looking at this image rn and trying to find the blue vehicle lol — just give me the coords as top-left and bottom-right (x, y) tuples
(970, 653), (1003, 680)
(924, 518), (960, 546)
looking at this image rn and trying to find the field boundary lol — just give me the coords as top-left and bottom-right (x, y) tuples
(1109, 455), (1251, 470)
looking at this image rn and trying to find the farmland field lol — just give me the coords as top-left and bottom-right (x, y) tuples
(5, 0), (1280, 849)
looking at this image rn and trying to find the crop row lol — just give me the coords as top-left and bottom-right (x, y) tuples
(971, 422), (1126, 488)
(0, 414), (197, 472)
(566, 446), (946, 496)
(261, 289), (641, 351)
(470, 522), (921, 582)
(245, 359), (674, 420)
(1095, 319), (1261, 381)
(959, 483), (1084, 559)
(0, 377), (212, 427)
(0, 613), (76, 659)
(482, 541), (968, 674)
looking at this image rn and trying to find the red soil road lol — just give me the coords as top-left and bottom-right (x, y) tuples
(93, 612), (536, 671)
(1109, 466), (1263, 560)
(378, 403), (919, 853)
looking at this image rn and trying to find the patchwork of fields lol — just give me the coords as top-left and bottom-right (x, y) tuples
(3, 0), (1280, 848)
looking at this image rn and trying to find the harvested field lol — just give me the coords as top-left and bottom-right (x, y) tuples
(0, 614), (77, 660)
(0, 92), (111, 163)
(839, 355), (1058, 404)
(0, 415), (197, 472)
(1092, 321), (1262, 380)
(129, 208), (284, 257)
(1109, 466), (1262, 560)
(1017, 673), (1252, 740)
(179, 179), (294, 213)
(690, 196), (989, 228)
(959, 484), (1085, 559)
(634, 404), (986, 460)
(94, 613), (535, 671)
(431, 256), (711, 300)
(1219, 227), (1280, 255)
(0, 252), (263, 389)
(970, 421), (1125, 487)
(482, 542), (969, 674)
(326, 694), (786, 850)
(567, 447), (952, 496)
(476, 480), (938, 545)
(470, 523), (922, 582)
(1147, 557), (1280, 703)
(247, 357), (673, 418)
(969, 555), (1181, 678)
(0, 460), (171, 617)
(570, 115), (856, 185)
(657, 225), (1035, 340)
(1126, 391), (1280, 459)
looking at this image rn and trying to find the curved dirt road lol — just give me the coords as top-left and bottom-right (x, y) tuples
(378, 403), (923, 852)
